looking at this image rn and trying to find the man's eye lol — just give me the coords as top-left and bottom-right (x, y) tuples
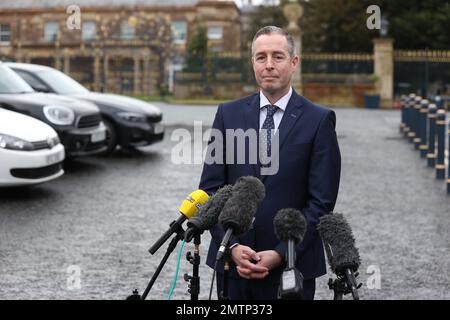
(256, 56), (266, 61)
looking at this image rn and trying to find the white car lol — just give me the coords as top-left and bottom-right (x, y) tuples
(0, 108), (65, 187)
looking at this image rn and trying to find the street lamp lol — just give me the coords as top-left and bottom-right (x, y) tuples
(380, 16), (389, 37)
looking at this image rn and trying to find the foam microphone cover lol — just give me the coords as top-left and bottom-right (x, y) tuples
(187, 185), (233, 231)
(218, 176), (265, 235)
(274, 208), (306, 245)
(317, 213), (361, 273)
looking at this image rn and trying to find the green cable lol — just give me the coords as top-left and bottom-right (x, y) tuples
(167, 239), (185, 300)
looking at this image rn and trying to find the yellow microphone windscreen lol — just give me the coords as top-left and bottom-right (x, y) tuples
(179, 189), (209, 219)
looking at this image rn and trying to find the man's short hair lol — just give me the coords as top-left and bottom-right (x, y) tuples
(251, 26), (296, 58)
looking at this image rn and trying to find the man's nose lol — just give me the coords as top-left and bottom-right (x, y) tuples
(265, 57), (274, 69)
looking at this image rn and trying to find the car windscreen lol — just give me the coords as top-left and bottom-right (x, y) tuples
(36, 69), (90, 94)
(0, 65), (35, 94)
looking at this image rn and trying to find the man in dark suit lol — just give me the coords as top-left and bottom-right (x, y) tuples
(199, 26), (341, 300)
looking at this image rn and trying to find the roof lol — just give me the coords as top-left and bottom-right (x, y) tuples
(0, 0), (200, 9)
(4, 62), (53, 73)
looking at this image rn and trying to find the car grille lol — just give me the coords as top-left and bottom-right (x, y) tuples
(147, 114), (162, 123)
(31, 137), (59, 150)
(77, 114), (102, 128)
(10, 163), (62, 179)
(32, 140), (51, 150)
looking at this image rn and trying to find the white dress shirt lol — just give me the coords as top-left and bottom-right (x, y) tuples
(259, 87), (292, 131)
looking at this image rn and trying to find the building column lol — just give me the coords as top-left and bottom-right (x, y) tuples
(63, 54), (70, 74)
(134, 55), (141, 95)
(94, 54), (101, 92)
(16, 41), (23, 62)
(143, 55), (150, 95)
(283, 1), (304, 95)
(373, 38), (394, 108)
(103, 54), (109, 92)
(54, 55), (62, 70)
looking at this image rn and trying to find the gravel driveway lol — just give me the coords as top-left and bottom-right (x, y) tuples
(0, 103), (449, 300)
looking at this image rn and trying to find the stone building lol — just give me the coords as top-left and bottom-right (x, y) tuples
(0, 0), (241, 95)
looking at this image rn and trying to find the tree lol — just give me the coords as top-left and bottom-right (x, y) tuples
(243, 0), (287, 55)
(184, 26), (208, 72)
(245, 0), (450, 52)
(300, 0), (379, 52)
(380, 0), (450, 49)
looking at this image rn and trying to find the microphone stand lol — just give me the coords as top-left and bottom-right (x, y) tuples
(218, 247), (231, 300)
(184, 233), (201, 300)
(328, 268), (361, 300)
(278, 240), (304, 300)
(134, 223), (186, 300)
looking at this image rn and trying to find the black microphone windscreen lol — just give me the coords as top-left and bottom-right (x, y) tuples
(274, 208), (306, 244)
(187, 185), (233, 231)
(317, 213), (361, 274)
(218, 176), (265, 235)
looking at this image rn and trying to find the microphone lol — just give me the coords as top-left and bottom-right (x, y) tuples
(148, 189), (209, 255)
(184, 185), (233, 243)
(317, 212), (362, 299)
(216, 176), (265, 261)
(274, 208), (307, 300)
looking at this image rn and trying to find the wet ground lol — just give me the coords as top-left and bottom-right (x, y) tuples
(0, 103), (449, 300)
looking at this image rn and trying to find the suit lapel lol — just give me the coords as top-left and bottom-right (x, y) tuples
(244, 94), (261, 178)
(278, 90), (304, 149)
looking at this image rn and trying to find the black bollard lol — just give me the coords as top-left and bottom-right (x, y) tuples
(400, 95), (407, 133)
(448, 121), (450, 194)
(427, 104), (437, 168)
(413, 96), (422, 149)
(435, 109), (446, 180)
(435, 95), (443, 109)
(404, 94), (415, 139)
(407, 94), (417, 142)
(419, 99), (429, 158)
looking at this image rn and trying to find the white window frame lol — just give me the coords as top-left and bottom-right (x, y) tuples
(207, 26), (222, 40)
(120, 21), (135, 40)
(171, 21), (187, 44)
(0, 23), (11, 45)
(44, 22), (59, 42)
(82, 21), (97, 41)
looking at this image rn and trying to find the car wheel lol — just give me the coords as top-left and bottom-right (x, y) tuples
(102, 118), (117, 155)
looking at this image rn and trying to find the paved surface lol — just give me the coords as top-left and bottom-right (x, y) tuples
(0, 103), (449, 300)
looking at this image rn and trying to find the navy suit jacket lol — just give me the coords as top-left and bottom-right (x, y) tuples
(199, 90), (341, 282)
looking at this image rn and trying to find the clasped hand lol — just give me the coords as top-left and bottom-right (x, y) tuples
(230, 244), (283, 280)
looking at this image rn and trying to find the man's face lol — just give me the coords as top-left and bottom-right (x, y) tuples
(252, 33), (299, 96)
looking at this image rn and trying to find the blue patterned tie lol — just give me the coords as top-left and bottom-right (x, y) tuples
(261, 104), (278, 161)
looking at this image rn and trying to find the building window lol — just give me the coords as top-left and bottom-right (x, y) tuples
(0, 24), (11, 44)
(44, 22), (59, 42)
(207, 26), (222, 40)
(120, 21), (134, 40)
(171, 21), (187, 44)
(82, 21), (97, 41)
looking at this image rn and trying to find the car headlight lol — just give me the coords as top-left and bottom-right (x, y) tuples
(117, 112), (147, 123)
(0, 134), (34, 151)
(47, 135), (60, 148)
(43, 105), (75, 125)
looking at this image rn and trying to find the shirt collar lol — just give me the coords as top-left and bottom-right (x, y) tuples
(259, 87), (292, 111)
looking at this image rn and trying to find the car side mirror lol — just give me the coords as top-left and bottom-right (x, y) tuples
(32, 85), (51, 93)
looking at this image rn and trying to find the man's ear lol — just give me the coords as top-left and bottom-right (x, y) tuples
(291, 55), (299, 68)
